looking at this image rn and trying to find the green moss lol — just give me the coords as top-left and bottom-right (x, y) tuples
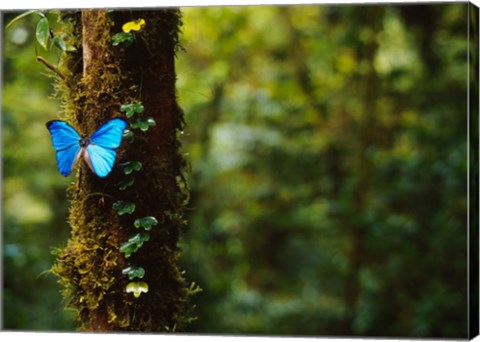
(51, 9), (197, 332)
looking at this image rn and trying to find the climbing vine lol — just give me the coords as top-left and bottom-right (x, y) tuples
(116, 96), (158, 298)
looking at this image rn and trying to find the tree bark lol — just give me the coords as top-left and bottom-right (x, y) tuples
(52, 9), (195, 332)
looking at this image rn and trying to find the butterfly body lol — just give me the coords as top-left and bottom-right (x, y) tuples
(46, 118), (127, 178)
(79, 137), (90, 147)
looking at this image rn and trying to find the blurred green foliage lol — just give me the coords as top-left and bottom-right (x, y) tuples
(2, 3), (471, 337)
(176, 3), (469, 337)
(3, 11), (75, 330)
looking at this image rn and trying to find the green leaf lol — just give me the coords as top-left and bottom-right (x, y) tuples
(122, 266), (145, 280)
(131, 117), (156, 131)
(120, 103), (144, 118)
(126, 281), (149, 298)
(112, 200), (136, 215)
(6, 10), (43, 29)
(65, 44), (77, 52)
(119, 242), (136, 258)
(122, 129), (135, 143)
(146, 117), (156, 127)
(36, 17), (50, 51)
(112, 32), (134, 47)
(120, 232), (150, 258)
(134, 216), (158, 231)
(115, 176), (135, 190)
(118, 161), (142, 175)
(52, 36), (66, 51)
(52, 36), (76, 52)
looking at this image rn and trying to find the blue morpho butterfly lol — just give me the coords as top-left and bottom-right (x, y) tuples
(46, 118), (128, 178)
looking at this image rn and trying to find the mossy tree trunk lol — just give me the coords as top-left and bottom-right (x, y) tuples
(52, 9), (196, 332)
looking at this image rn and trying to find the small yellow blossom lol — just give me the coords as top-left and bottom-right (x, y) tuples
(122, 19), (146, 33)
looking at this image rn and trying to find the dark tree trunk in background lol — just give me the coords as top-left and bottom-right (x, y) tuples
(52, 9), (196, 332)
(338, 6), (384, 335)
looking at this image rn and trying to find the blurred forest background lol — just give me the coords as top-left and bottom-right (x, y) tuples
(2, 3), (473, 337)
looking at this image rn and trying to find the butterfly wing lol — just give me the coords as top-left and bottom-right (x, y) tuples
(85, 118), (127, 178)
(89, 118), (127, 149)
(46, 120), (82, 176)
(46, 120), (81, 150)
(84, 144), (117, 178)
(57, 144), (83, 177)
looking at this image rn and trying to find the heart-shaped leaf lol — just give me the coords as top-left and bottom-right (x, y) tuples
(120, 102), (144, 118)
(119, 161), (143, 175)
(131, 117), (156, 132)
(126, 281), (149, 298)
(112, 31), (134, 47)
(112, 200), (136, 215)
(122, 266), (145, 280)
(134, 216), (158, 231)
(115, 176), (135, 190)
(36, 17), (50, 50)
(122, 129), (135, 143)
(120, 232), (150, 258)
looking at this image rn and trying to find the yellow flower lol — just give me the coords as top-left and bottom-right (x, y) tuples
(122, 19), (146, 33)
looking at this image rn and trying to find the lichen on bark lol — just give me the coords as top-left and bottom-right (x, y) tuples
(50, 9), (197, 332)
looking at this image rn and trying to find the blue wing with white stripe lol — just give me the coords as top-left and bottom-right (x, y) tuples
(86, 118), (127, 177)
(85, 144), (117, 178)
